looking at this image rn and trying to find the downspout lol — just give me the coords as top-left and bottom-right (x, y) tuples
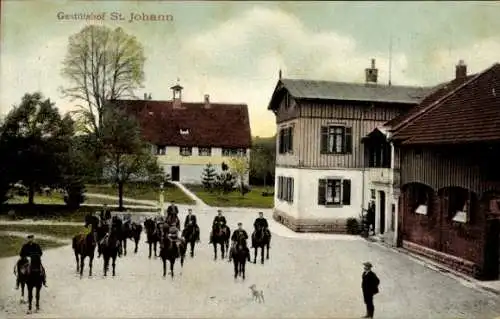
(360, 109), (366, 219)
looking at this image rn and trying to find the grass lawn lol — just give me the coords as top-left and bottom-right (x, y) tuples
(84, 195), (156, 206)
(7, 194), (156, 207)
(86, 182), (195, 204)
(0, 224), (85, 239)
(0, 204), (158, 222)
(0, 235), (65, 258)
(185, 185), (274, 208)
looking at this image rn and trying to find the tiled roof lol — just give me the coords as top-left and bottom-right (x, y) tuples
(276, 79), (432, 104)
(385, 74), (477, 130)
(391, 63), (500, 145)
(109, 99), (252, 148)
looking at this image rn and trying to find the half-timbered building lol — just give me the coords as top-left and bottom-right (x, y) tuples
(388, 62), (500, 279)
(267, 59), (432, 232)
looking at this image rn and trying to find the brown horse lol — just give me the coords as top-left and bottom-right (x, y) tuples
(101, 227), (121, 276)
(251, 226), (271, 264)
(121, 221), (142, 255)
(212, 223), (230, 260)
(144, 218), (160, 258)
(160, 234), (186, 278)
(24, 255), (44, 314)
(72, 226), (97, 278)
(182, 223), (200, 258)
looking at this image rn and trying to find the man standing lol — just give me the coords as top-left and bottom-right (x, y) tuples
(367, 200), (376, 235)
(16, 235), (47, 288)
(361, 262), (380, 318)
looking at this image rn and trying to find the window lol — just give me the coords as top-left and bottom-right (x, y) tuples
(444, 188), (473, 223)
(179, 147), (192, 156)
(368, 142), (391, 168)
(277, 176), (294, 203)
(370, 189), (376, 199)
(320, 126), (352, 154)
(318, 178), (351, 206)
(410, 185), (431, 215)
(278, 125), (294, 154)
(198, 147), (212, 156)
(156, 145), (166, 155)
(222, 148), (246, 157)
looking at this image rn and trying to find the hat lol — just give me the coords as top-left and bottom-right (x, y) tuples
(27, 235), (34, 239)
(237, 222), (242, 226)
(363, 262), (373, 268)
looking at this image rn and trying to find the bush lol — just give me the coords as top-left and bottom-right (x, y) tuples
(346, 217), (361, 235)
(261, 191), (274, 197)
(63, 179), (86, 209)
(240, 184), (250, 196)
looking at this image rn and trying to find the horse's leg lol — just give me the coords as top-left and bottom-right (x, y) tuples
(190, 241), (195, 257)
(233, 260), (238, 279)
(253, 247), (258, 264)
(170, 259), (175, 278)
(154, 242), (158, 257)
(79, 255), (85, 278)
(242, 261), (246, 280)
(112, 255), (116, 276)
(27, 285), (33, 314)
(89, 254), (94, 277)
(221, 242), (225, 259)
(134, 238), (139, 254)
(35, 285), (40, 311)
(20, 281), (25, 303)
(260, 247), (264, 264)
(148, 242), (152, 259)
(74, 251), (79, 272)
(213, 243), (217, 260)
(123, 239), (127, 256)
(266, 243), (270, 260)
(162, 258), (166, 277)
(103, 255), (108, 276)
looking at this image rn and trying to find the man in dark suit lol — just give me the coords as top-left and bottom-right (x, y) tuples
(361, 262), (380, 318)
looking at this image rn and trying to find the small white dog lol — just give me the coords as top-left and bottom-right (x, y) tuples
(249, 284), (265, 303)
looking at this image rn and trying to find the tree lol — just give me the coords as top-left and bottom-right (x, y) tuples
(101, 105), (163, 210)
(201, 163), (217, 191)
(1, 93), (75, 205)
(228, 157), (250, 195)
(60, 25), (146, 170)
(215, 171), (236, 195)
(0, 120), (15, 204)
(250, 136), (276, 188)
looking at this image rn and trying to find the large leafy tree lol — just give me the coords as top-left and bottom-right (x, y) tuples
(2, 93), (75, 205)
(250, 136), (276, 188)
(60, 25), (146, 172)
(0, 118), (16, 204)
(101, 105), (163, 210)
(228, 157), (250, 195)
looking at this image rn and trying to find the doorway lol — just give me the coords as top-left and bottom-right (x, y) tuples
(484, 218), (500, 279)
(171, 166), (180, 182)
(379, 191), (386, 234)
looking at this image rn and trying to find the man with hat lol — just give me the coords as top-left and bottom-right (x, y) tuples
(229, 222), (249, 261)
(209, 209), (227, 244)
(361, 261), (380, 318)
(16, 235), (47, 289)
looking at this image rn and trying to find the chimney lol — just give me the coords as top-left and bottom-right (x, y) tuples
(144, 93), (147, 100)
(148, 93), (152, 100)
(204, 94), (210, 108)
(171, 80), (183, 108)
(455, 60), (467, 80)
(365, 58), (378, 84)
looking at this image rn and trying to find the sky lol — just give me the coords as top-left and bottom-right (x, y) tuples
(1, 1), (500, 137)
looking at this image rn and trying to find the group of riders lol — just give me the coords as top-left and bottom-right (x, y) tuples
(14, 202), (271, 287)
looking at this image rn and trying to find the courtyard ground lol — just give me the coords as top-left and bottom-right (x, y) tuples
(1, 205), (500, 318)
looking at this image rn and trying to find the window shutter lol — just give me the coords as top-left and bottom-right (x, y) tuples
(318, 179), (326, 205)
(284, 178), (289, 201)
(280, 177), (284, 200)
(277, 177), (282, 200)
(290, 178), (294, 203)
(288, 126), (294, 152)
(320, 127), (328, 154)
(344, 127), (353, 153)
(278, 130), (284, 154)
(342, 179), (351, 205)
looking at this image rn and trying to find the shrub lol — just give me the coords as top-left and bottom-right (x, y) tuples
(261, 191), (274, 197)
(346, 217), (360, 235)
(64, 179), (86, 209)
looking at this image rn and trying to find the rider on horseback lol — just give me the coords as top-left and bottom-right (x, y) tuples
(209, 210), (227, 244)
(252, 212), (269, 248)
(167, 201), (179, 218)
(16, 235), (47, 289)
(229, 223), (250, 261)
(184, 208), (200, 242)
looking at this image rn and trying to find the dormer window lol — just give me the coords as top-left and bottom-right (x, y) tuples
(180, 129), (189, 135)
(156, 145), (166, 155)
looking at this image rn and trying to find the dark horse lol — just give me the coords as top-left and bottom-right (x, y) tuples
(160, 234), (186, 278)
(252, 226), (271, 264)
(23, 255), (44, 314)
(182, 223), (199, 258)
(101, 227), (121, 276)
(121, 221), (142, 255)
(231, 241), (251, 280)
(14, 261), (28, 304)
(212, 223), (230, 260)
(72, 225), (97, 278)
(144, 218), (160, 258)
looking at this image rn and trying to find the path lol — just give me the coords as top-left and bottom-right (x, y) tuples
(171, 182), (209, 207)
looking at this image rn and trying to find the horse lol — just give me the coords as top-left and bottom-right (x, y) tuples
(231, 241), (251, 280)
(182, 223), (200, 258)
(96, 222), (109, 258)
(165, 213), (180, 229)
(101, 227), (121, 276)
(72, 225), (97, 278)
(212, 223), (230, 260)
(14, 259), (29, 304)
(121, 220), (142, 255)
(24, 255), (44, 314)
(251, 226), (271, 264)
(159, 234), (186, 278)
(144, 218), (160, 258)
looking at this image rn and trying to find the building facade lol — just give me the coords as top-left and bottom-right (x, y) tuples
(111, 83), (252, 184)
(388, 62), (500, 279)
(268, 59), (431, 233)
